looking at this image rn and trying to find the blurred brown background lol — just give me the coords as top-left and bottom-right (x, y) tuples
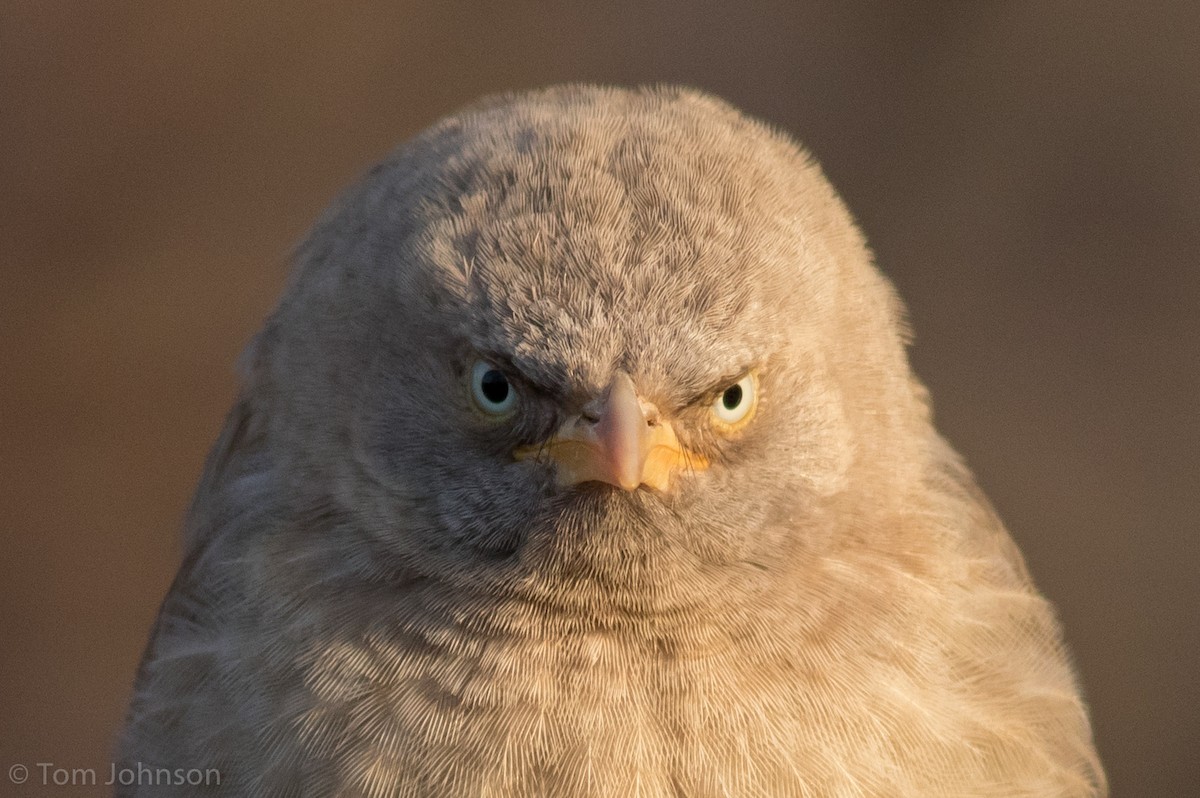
(2, 1), (1196, 795)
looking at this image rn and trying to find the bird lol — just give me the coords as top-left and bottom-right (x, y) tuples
(119, 85), (1106, 797)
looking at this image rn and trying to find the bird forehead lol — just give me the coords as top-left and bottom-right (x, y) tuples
(431, 193), (794, 399)
(462, 238), (779, 400)
(395, 88), (828, 394)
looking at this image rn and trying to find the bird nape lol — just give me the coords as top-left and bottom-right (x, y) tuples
(119, 85), (1105, 797)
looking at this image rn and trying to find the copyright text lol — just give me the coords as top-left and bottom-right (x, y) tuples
(8, 761), (221, 788)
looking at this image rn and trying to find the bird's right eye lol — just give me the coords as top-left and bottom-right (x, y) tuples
(470, 360), (518, 416)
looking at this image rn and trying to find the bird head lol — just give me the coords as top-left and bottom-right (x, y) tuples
(244, 86), (928, 616)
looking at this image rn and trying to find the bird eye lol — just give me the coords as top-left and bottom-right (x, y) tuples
(711, 372), (758, 431)
(470, 360), (517, 415)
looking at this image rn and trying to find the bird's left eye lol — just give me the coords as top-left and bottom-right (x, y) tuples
(711, 373), (758, 431)
(470, 360), (517, 415)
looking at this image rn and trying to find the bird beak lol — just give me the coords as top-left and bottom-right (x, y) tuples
(514, 372), (709, 492)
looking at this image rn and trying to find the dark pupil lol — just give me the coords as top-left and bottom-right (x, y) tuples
(480, 370), (509, 404)
(722, 384), (743, 410)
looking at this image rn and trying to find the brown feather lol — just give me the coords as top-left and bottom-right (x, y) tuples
(119, 85), (1104, 797)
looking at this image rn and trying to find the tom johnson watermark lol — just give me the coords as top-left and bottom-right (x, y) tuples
(8, 761), (221, 788)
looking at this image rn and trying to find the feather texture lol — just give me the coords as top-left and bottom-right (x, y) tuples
(119, 85), (1104, 797)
